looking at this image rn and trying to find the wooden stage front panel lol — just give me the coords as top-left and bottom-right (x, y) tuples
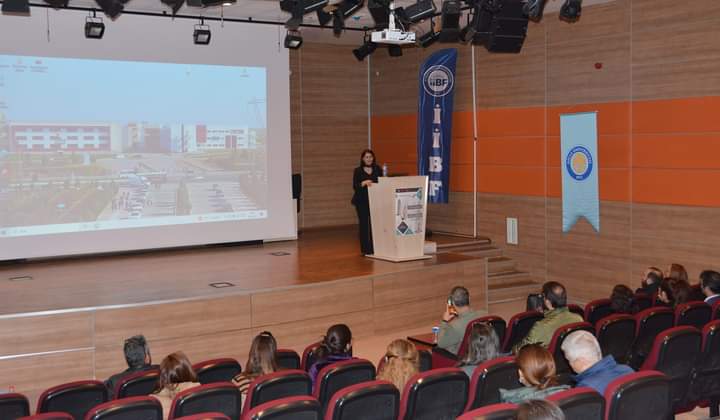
(0, 229), (487, 405)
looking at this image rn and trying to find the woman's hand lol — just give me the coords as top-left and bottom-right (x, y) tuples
(361, 180), (373, 187)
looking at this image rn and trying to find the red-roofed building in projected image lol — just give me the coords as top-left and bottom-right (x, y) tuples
(8, 122), (122, 152)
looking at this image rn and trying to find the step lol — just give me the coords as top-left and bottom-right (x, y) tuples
(436, 239), (492, 251)
(487, 256), (517, 275)
(488, 281), (541, 304)
(487, 270), (532, 287)
(441, 245), (503, 258)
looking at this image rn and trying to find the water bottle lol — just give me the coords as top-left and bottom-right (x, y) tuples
(432, 326), (440, 344)
(382, 163), (388, 177)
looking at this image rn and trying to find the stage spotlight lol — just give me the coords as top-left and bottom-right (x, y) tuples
(43, 0), (69, 9)
(281, 0), (329, 29)
(417, 21), (439, 48)
(161, 0), (184, 14)
(523, 0), (545, 20)
(559, 0), (581, 22)
(332, 0), (363, 35)
(396, 0), (434, 24)
(284, 30), (303, 49)
(193, 20), (211, 44)
(317, 8), (332, 26)
(352, 34), (377, 61)
(367, 0), (390, 29)
(2, 0), (30, 14)
(388, 45), (402, 57)
(94, 0), (123, 18)
(438, 0), (460, 42)
(85, 14), (105, 38)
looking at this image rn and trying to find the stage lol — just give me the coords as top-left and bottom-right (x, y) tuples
(0, 227), (487, 405)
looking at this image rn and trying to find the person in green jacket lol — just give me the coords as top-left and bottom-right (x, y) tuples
(500, 344), (570, 404)
(513, 281), (583, 354)
(437, 286), (483, 355)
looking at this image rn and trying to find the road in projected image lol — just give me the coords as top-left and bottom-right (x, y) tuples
(0, 54), (268, 238)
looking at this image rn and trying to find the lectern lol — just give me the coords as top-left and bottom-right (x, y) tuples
(367, 175), (431, 262)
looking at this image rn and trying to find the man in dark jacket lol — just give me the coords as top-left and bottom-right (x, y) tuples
(104, 335), (157, 399)
(701, 270), (720, 307)
(636, 267), (663, 296)
(562, 330), (634, 394)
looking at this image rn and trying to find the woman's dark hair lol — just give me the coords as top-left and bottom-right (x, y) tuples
(315, 324), (352, 361)
(700, 270), (720, 295)
(359, 149), (376, 168)
(516, 344), (559, 390)
(156, 351), (197, 392)
(245, 331), (278, 378)
(517, 400), (566, 420)
(660, 278), (691, 307)
(669, 263), (688, 283)
(610, 284), (634, 314)
(458, 323), (500, 367)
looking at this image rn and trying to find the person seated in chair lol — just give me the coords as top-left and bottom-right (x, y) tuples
(104, 335), (158, 399)
(377, 339), (419, 391)
(561, 330), (634, 395)
(457, 322), (501, 377)
(308, 324), (353, 388)
(636, 267), (663, 296)
(152, 351), (200, 420)
(700, 270), (720, 306)
(517, 400), (566, 420)
(500, 344), (569, 404)
(233, 331), (278, 404)
(610, 284), (637, 315)
(513, 282), (583, 354)
(437, 286), (483, 355)
(657, 277), (691, 308)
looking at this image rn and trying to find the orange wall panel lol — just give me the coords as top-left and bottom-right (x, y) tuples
(633, 134), (720, 170)
(633, 97), (720, 134)
(478, 137), (546, 167)
(633, 169), (720, 207)
(478, 166), (546, 196)
(477, 107), (545, 137)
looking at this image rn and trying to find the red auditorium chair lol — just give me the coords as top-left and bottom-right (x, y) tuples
(547, 387), (604, 420)
(173, 414), (230, 420)
(0, 393), (30, 419)
(465, 356), (521, 411)
(36, 380), (108, 420)
(629, 306), (674, 369)
(398, 368), (468, 420)
(323, 380), (398, 420)
(276, 349), (301, 370)
(568, 304), (585, 319)
(114, 368), (160, 399)
(639, 326), (702, 414)
(192, 358), (242, 384)
(633, 293), (653, 312)
(314, 359), (375, 412)
(675, 301), (712, 330)
(301, 342), (323, 372)
(713, 300), (720, 320)
(502, 310), (544, 353)
(547, 322), (594, 378)
(19, 413), (74, 420)
(457, 403), (517, 420)
(432, 316), (506, 368)
(688, 320), (720, 417)
(595, 314), (635, 364)
(584, 299), (614, 326)
(167, 383), (241, 420)
(84, 396), (162, 420)
(604, 371), (671, 420)
(242, 369), (312, 414)
(242, 396), (321, 420)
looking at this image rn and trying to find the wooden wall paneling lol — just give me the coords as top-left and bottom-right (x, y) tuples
(370, 47), (421, 116)
(546, 0), (630, 45)
(0, 312), (93, 358)
(373, 262), (469, 307)
(373, 295), (448, 335)
(427, 191), (475, 235)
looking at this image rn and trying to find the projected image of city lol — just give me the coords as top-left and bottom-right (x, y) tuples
(0, 55), (268, 237)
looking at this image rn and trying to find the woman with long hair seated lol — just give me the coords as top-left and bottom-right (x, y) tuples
(657, 277), (691, 308)
(377, 339), (419, 391)
(233, 331), (278, 403)
(152, 351), (200, 419)
(499, 344), (569, 404)
(457, 323), (501, 377)
(308, 324), (353, 387)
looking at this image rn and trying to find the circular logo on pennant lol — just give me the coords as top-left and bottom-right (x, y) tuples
(565, 146), (593, 181)
(423, 65), (454, 97)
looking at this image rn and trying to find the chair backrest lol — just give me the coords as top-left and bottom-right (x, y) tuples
(324, 380), (398, 420)
(399, 368), (468, 420)
(456, 403), (517, 420)
(502, 311), (544, 353)
(631, 307), (674, 368)
(313, 359), (376, 411)
(633, 293), (653, 312)
(604, 371), (671, 420)
(19, 413), (75, 420)
(192, 358), (242, 385)
(84, 396), (162, 420)
(568, 304), (585, 319)
(0, 393), (30, 419)
(546, 387), (604, 420)
(457, 316), (507, 359)
(547, 321), (594, 377)
(242, 396), (321, 420)
(465, 356), (520, 411)
(168, 383), (241, 420)
(115, 368), (161, 399)
(595, 314), (636, 364)
(674, 302), (712, 329)
(301, 342), (322, 371)
(713, 300), (720, 320)
(37, 380), (109, 420)
(276, 349), (301, 370)
(689, 320), (720, 403)
(173, 414), (230, 420)
(584, 299), (614, 326)
(640, 326), (702, 412)
(243, 370), (312, 414)
(418, 350), (432, 372)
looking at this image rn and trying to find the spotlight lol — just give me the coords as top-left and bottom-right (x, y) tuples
(84, 14), (105, 39)
(94, 0), (123, 18)
(417, 28), (439, 48)
(559, 0), (581, 22)
(193, 20), (211, 44)
(396, 0), (435, 24)
(523, 0), (545, 20)
(388, 45), (402, 57)
(438, 0), (460, 42)
(161, 0), (185, 15)
(284, 30), (303, 49)
(43, 0), (69, 9)
(280, 0), (329, 29)
(367, 0), (390, 29)
(332, 0), (364, 35)
(352, 34), (377, 61)
(2, 0), (30, 14)
(317, 8), (332, 26)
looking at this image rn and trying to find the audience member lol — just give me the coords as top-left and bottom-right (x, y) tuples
(457, 322), (501, 377)
(437, 286), (483, 355)
(517, 400), (566, 420)
(513, 282), (583, 353)
(500, 344), (569, 404)
(636, 267), (663, 296)
(701, 270), (720, 306)
(233, 332), (278, 402)
(668, 263), (689, 283)
(104, 335), (157, 399)
(561, 330), (634, 394)
(377, 339), (419, 391)
(657, 277), (691, 308)
(152, 351), (200, 419)
(610, 284), (636, 314)
(308, 324), (353, 387)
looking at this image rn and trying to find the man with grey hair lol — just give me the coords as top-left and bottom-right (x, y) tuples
(104, 334), (157, 398)
(437, 286), (482, 355)
(561, 330), (634, 394)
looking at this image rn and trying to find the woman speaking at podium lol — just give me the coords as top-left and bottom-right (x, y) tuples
(351, 149), (381, 256)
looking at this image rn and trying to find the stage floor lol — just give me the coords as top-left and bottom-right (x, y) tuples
(0, 227), (476, 316)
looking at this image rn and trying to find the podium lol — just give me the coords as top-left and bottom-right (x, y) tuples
(367, 176), (432, 262)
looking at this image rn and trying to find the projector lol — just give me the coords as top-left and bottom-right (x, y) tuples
(371, 28), (416, 45)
